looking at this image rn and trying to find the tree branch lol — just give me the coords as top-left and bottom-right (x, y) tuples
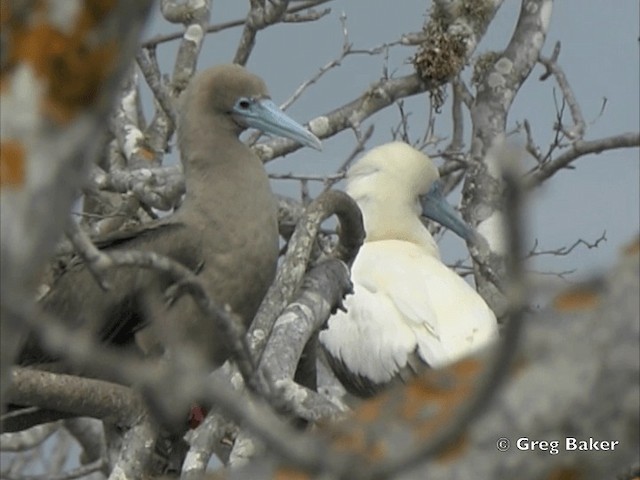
(526, 132), (640, 187)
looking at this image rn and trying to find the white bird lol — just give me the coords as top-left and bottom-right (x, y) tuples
(319, 142), (498, 397)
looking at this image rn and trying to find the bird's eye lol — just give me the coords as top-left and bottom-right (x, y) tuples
(237, 98), (251, 110)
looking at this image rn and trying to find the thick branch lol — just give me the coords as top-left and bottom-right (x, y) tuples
(258, 260), (352, 421)
(1, 0), (154, 408)
(462, 0), (554, 316)
(7, 368), (148, 428)
(249, 190), (363, 358)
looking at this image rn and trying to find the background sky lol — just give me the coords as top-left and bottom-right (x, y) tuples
(144, 0), (639, 286)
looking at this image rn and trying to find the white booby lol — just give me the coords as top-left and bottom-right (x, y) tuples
(319, 142), (498, 397)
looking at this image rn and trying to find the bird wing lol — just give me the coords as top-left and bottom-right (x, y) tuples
(321, 241), (443, 385)
(51, 220), (200, 278)
(353, 241), (448, 364)
(332, 240), (497, 381)
(30, 220), (204, 361)
(360, 241), (498, 367)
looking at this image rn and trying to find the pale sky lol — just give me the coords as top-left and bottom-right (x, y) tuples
(144, 0), (640, 282)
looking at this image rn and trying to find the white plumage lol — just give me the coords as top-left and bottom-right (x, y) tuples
(319, 142), (498, 397)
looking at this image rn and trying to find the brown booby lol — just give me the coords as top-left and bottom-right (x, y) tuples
(28, 64), (322, 368)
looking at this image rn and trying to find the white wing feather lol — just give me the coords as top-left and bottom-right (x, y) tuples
(320, 240), (497, 384)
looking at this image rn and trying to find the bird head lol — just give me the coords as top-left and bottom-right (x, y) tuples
(346, 141), (439, 201)
(180, 64), (321, 151)
(346, 141), (476, 244)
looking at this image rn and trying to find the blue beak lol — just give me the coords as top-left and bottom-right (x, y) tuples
(420, 180), (476, 242)
(234, 98), (322, 151)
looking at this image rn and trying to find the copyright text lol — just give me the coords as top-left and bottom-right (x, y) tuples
(496, 437), (620, 454)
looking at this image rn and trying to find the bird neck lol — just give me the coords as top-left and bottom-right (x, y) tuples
(357, 197), (441, 258)
(177, 113), (268, 221)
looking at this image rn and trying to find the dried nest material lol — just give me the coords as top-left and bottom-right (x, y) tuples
(472, 51), (501, 86)
(429, 85), (447, 113)
(413, 22), (466, 84)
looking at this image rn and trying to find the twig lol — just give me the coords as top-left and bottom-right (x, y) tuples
(322, 124), (374, 192)
(526, 132), (640, 187)
(269, 172), (343, 182)
(135, 48), (176, 128)
(538, 42), (585, 139)
(254, 73), (426, 162)
(447, 80), (465, 152)
(64, 221), (113, 292)
(234, 0), (289, 65)
(142, 0), (334, 48)
(527, 231), (607, 258)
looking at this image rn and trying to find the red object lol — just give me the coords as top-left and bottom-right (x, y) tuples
(188, 404), (207, 429)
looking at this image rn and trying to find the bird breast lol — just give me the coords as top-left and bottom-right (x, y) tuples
(319, 240), (498, 384)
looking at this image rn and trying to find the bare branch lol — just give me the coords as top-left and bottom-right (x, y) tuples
(110, 69), (159, 169)
(322, 124), (375, 192)
(255, 73), (426, 162)
(462, 0), (554, 317)
(527, 231), (608, 258)
(64, 418), (107, 469)
(181, 412), (236, 478)
(283, 6), (331, 23)
(278, 11), (399, 113)
(142, 0), (334, 48)
(234, 0), (290, 65)
(448, 79), (466, 152)
(89, 164), (185, 211)
(258, 260), (352, 416)
(108, 419), (157, 480)
(135, 48), (176, 129)
(7, 368), (149, 428)
(249, 190), (364, 357)
(538, 41), (586, 139)
(526, 132), (640, 187)
(1, 0), (155, 406)
(166, 0), (211, 95)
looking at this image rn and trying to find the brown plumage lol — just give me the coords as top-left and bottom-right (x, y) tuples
(26, 64), (321, 368)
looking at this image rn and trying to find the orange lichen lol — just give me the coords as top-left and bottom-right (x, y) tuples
(546, 467), (583, 480)
(622, 236), (640, 256)
(508, 355), (529, 377)
(2, 0), (118, 123)
(139, 146), (155, 162)
(274, 467), (311, 480)
(553, 288), (600, 312)
(0, 140), (26, 187)
(435, 434), (468, 464)
(327, 358), (483, 463)
(352, 394), (387, 424)
(401, 358), (481, 439)
(331, 427), (387, 460)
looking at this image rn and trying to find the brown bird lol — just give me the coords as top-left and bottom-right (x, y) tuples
(27, 64), (322, 368)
